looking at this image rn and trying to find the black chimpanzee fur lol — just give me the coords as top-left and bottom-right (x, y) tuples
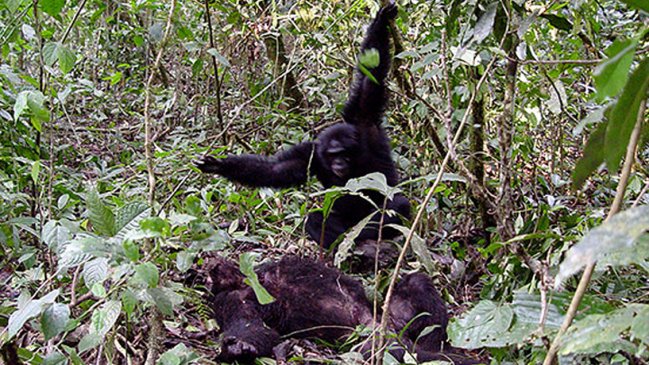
(207, 256), (480, 364)
(195, 4), (411, 249)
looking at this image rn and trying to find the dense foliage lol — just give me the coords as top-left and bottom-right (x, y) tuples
(0, 0), (647, 364)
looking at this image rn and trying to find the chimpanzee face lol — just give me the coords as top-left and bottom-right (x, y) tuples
(316, 124), (360, 179)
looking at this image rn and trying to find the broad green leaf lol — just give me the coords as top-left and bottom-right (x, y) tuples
(43, 42), (59, 65)
(58, 234), (106, 269)
(140, 217), (170, 238)
(572, 121), (607, 189)
(448, 300), (514, 348)
(41, 303), (70, 340)
(630, 304), (649, 343)
(42, 220), (71, 253)
(78, 332), (101, 353)
(123, 240), (140, 262)
(6, 0), (24, 12)
(90, 300), (121, 337)
(134, 262), (159, 288)
(619, 0), (649, 12)
(31, 160), (40, 184)
(82, 257), (108, 289)
(147, 288), (174, 316)
(57, 44), (76, 73)
(63, 345), (84, 365)
(158, 343), (200, 365)
(598, 233), (649, 272)
(7, 289), (59, 339)
(40, 0), (65, 17)
(13, 90), (29, 120)
(473, 2), (498, 44)
(556, 205), (649, 286)
(594, 38), (638, 101)
(560, 305), (647, 355)
(42, 351), (67, 365)
(605, 58), (649, 170)
(86, 188), (116, 237)
(176, 251), (195, 273)
(122, 289), (138, 317)
(114, 202), (150, 242)
(239, 253), (275, 305)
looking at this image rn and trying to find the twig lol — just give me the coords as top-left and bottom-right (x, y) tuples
(203, 0), (224, 134)
(142, 1), (177, 364)
(542, 99), (646, 365)
(376, 19), (509, 363)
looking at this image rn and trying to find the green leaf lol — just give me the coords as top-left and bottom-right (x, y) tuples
(448, 300), (514, 348)
(206, 48), (231, 68)
(334, 213), (374, 266)
(147, 288), (174, 316)
(82, 257), (108, 289)
(619, 0), (649, 12)
(604, 58), (649, 170)
(134, 262), (159, 288)
(43, 42), (58, 65)
(239, 253), (275, 305)
(42, 351), (67, 365)
(158, 343), (200, 365)
(540, 14), (573, 31)
(86, 188), (116, 237)
(7, 289), (59, 340)
(40, 0), (65, 17)
(57, 44), (76, 73)
(41, 303), (70, 340)
(594, 38), (638, 101)
(359, 48), (380, 69)
(560, 304), (647, 355)
(385, 224), (435, 275)
(139, 217), (170, 238)
(472, 2), (498, 44)
(122, 289), (138, 318)
(556, 205), (649, 286)
(114, 202), (150, 242)
(572, 121), (607, 189)
(176, 251), (195, 273)
(123, 240), (140, 262)
(630, 304), (649, 343)
(30, 159), (40, 183)
(91, 300), (121, 337)
(42, 220), (71, 253)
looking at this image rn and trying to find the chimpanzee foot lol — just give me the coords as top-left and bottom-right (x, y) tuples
(219, 336), (260, 361)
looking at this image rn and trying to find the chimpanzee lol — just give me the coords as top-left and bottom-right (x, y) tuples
(207, 256), (481, 364)
(195, 3), (410, 249)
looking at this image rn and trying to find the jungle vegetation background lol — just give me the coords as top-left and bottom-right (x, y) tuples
(0, 0), (647, 364)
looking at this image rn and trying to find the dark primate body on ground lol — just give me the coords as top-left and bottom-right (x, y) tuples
(208, 256), (480, 364)
(196, 4), (410, 249)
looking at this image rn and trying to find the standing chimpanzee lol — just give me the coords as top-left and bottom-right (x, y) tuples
(195, 3), (410, 249)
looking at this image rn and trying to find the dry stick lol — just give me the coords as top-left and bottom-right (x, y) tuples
(203, 0), (224, 133)
(375, 30), (507, 362)
(543, 99), (646, 365)
(142, 1), (176, 364)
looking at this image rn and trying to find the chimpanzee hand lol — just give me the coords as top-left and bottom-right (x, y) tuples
(378, 2), (398, 22)
(194, 155), (224, 174)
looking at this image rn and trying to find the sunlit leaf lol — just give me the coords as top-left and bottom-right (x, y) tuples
(604, 58), (649, 170)
(448, 300), (514, 348)
(239, 253), (275, 305)
(7, 289), (59, 340)
(556, 205), (649, 286)
(134, 262), (159, 288)
(40, 0), (65, 17)
(594, 38), (638, 101)
(86, 188), (116, 237)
